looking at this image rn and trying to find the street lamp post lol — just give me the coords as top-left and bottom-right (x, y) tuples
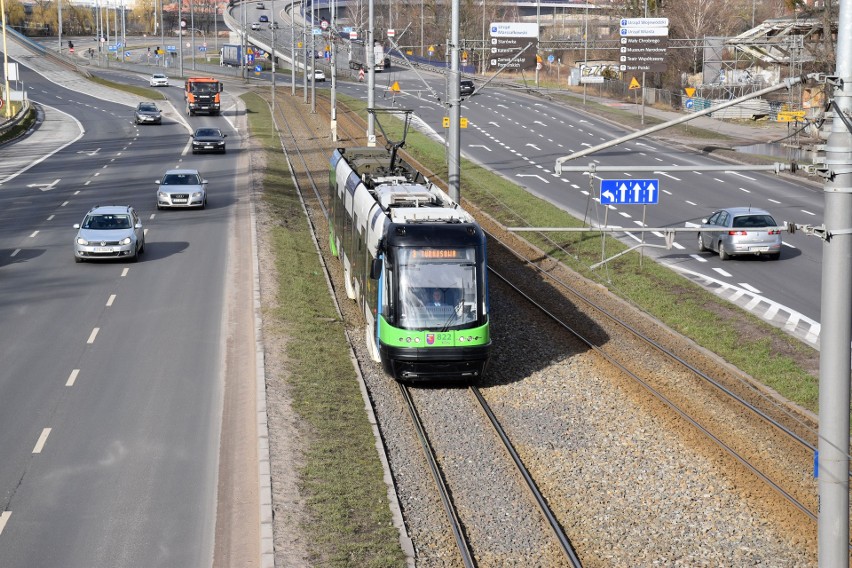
(1, 0), (11, 118)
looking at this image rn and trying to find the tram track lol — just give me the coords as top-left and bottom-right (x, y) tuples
(257, 85), (821, 564)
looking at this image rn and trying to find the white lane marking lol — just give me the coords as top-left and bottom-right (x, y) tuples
(713, 178), (725, 183)
(619, 211), (631, 218)
(74, 191), (80, 195)
(84, 180), (90, 186)
(765, 304), (780, 320)
(87, 328), (99, 344)
(29, 231), (39, 238)
(656, 172), (681, 181)
(121, 268), (130, 277)
(739, 187), (751, 193)
(93, 172), (100, 177)
(768, 198), (781, 204)
(671, 242), (685, 250)
(102, 165), (108, 169)
(689, 254), (707, 262)
(739, 282), (762, 294)
(712, 268), (732, 277)
(47, 215), (55, 221)
(11, 249), (20, 257)
(66, 369), (80, 386)
(0, 512), (10, 536)
(685, 200), (697, 206)
(806, 322), (821, 344)
(801, 209), (816, 216)
(728, 171), (756, 180)
(61, 201), (69, 207)
(33, 428), (52, 453)
(106, 294), (116, 307)
(782, 242), (796, 248)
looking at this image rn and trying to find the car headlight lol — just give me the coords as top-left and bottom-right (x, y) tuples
(158, 191), (167, 198)
(76, 237), (89, 245)
(119, 237), (132, 245)
(192, 191), (203, 198)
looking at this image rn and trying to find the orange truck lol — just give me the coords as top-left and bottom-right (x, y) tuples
(184, 77), (224, 116)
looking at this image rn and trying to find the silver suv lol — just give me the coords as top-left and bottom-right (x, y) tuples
(74, 205), (145, 262)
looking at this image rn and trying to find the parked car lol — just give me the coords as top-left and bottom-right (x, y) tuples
(73, 205), (144, 262)
(459, 79), (475, 97)
(150, 73), (169, 87)
(156, 169), (208, 209)
(256, 2), (265, 7)
(190, 127), (227, 154)
(134, 102), (162, 125)
(697, 207), (782, 260)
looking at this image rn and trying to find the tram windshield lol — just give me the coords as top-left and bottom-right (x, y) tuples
(396, 247), (479, 330)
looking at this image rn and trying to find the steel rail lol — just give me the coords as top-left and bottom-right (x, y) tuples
(487, 264), (817, 523)
(470, 386), (583, 566)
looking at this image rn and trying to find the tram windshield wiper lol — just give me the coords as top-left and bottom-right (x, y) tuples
(441, 299), (464, 331)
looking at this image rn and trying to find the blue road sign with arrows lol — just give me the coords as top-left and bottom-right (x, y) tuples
(600, 179), (660, 205)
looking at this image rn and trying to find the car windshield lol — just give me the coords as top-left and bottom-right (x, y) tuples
(83, 214), (132, 230)
(732, 214), (776, 228)
(195, 129), (221, 137)
(395, 247), (479, 330)
(189, 83), (217, 94)
(162, 173), (201, 185)
(153, 74), (165, 79)
(139, 104), (157, 111)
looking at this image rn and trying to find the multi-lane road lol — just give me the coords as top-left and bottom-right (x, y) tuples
(0, 58), (254, 567)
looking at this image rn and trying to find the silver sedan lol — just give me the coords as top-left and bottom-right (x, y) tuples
(156, 169), (208, 209)
(697, 207), (782, 260)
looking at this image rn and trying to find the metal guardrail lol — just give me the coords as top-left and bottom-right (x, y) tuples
(0, 100), (33, 141)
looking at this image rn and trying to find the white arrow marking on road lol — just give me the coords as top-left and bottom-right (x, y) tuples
(488, 121), (500, 128)
(469, 144), (492, 151)
(27, 179), (60, 192)
(533, 120), (546, 126)
(77, 147), (101, 156)
(516, 174), (550, 184)
(526, 143), (541, 151)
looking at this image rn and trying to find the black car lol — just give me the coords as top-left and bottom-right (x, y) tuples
(134, 102), (162, 125)
(459, 79), (475, 97)
(191, 127), (227, 154)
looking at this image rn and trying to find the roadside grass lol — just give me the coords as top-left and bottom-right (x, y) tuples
(87, 74), (167, 100)
(241, 91), (406, 567)
(339, 94), (819, 413)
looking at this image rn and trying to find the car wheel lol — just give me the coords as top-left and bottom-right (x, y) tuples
(75, 256), (83, 263)
(139, 238), (145, 254)
(768, 252), (780, 260)
(697, 233), (706, 252)
(719, 242), (730, 261)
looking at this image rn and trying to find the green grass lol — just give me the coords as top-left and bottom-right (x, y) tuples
(87, 74), (167, 100)
(338, 93), (820, 413)
(241, 91), (406, 567)
(0, 104), (37, 145)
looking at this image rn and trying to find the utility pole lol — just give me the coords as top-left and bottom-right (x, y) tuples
(290, 0), (296, 95)
(447, 0), (460, 201)
(310, 3), (316, 113)
(366, 0), (375, 145)
(818, 0), (852, 563)
(330, 0), (338, 140)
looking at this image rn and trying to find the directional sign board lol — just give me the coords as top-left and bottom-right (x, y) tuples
(600, 179), (659, 205)
(619, 17), (668, 73)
